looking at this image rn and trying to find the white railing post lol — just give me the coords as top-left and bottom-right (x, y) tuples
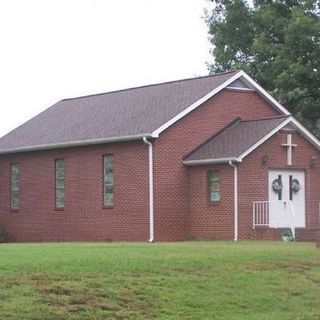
(252, 202), (255, 229)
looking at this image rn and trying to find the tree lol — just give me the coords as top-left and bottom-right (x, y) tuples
(206, 0), (320, 134)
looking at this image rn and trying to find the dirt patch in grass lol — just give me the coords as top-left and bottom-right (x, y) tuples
(0, 242), (320, 319)
(248, 259), (319, 273)
(0, 271), (159, 319)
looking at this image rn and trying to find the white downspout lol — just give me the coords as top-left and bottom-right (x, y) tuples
(229, 161), (238, 241)
(143, 137), (154, 242)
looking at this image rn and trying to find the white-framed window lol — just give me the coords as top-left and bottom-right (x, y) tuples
(55, 159), (65, 209)
(103, 155), (114, 206)
(11, 163), (20, 209)
(208, 171), (220, 202)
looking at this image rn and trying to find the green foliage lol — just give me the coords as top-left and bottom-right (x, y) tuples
(207, 0), (320, 134)
(0, 242), (320, 319)
(282, 228), (294, 241)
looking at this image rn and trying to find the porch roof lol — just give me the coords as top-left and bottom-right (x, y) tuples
(183, 115), (290, 165)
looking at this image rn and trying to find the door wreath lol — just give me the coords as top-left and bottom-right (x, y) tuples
(291, 178), (300, 192)
(272, 178), (283, 193)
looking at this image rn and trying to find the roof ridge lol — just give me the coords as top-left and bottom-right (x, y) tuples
(183, 117), (241, 161)
(62, 70), (241, 102)
(240, 115), (290, 123)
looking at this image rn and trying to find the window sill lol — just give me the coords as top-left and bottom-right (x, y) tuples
(10, 209), (19, 213)
(103, 205), (114, 209)
(54, 207), (65, 212)
(207, 201), (221, 207)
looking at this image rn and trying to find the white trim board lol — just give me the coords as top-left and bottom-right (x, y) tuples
(183, 157), (241, 166)
(237, 117), (292, 161)
(2, 70), (318, 156)
(183, 116), (320, 166)
(239, 72), (290, 116)
(152, 70), (291, 138)
(0, 133), (154, 154)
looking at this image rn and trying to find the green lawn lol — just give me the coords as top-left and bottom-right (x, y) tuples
(0, 241), (319, 320)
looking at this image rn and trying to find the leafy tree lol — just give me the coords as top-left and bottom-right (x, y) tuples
(206, 0), (320, 134)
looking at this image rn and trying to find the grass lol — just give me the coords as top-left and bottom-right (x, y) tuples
(0, 241), (319, 319)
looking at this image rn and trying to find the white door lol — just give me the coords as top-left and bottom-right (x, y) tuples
(268, 170), (305, 228)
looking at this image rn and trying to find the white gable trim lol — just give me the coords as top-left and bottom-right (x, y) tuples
(152, 71), (244, 137)
(238, 116), (320, 160)
(289, 117), (320, 149)
(239, 71), (290, 116)
(183, 116), (320, 166)
(237, 117), (292, 161)
(152, 70), (290, 138)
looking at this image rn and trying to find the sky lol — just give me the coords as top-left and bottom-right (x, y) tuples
(0, 0), (213, 138)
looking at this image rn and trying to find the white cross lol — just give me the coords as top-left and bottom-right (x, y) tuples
(282, 134), (297, 166)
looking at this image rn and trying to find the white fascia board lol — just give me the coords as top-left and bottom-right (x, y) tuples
(152, 71), (243, 137)
(289, 117), (320, 149)
(183, 116), (320, 166)
(152, 70), (290, 138)
(239, 71), (291, 116)
(238, 116), (320, 161)
(0, 133), (153, 154)
(183, 157), (241, 166)
(237, 117), (292, 161)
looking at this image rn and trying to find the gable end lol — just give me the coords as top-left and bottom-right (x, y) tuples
(226, 78), (251, 90)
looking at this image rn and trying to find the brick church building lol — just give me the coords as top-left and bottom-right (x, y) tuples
(0, 70), (319, 242)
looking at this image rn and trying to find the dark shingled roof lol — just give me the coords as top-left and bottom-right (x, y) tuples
(0, 70), (240, 153)
(184, 116), (289, 162)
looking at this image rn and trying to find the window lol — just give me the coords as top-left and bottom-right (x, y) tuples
(104, 155), (113, 206)
(208, 171), (220, 202)
(55, 159), (65, 208)
(11, 163), (20, 209)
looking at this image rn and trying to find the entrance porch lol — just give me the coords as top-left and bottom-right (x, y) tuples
(252, 200), (320, 241)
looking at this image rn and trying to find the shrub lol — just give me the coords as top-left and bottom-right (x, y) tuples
(282, 229), (294, 242)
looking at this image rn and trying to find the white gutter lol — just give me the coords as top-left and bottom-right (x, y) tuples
(183, 157), (241, 166)
(0, 133), (155, 154)
(143, 137), (154, 242)
(229, 161), (238, 241)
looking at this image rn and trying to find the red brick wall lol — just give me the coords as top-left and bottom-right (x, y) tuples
(188, 129), (320, 240)
(1, 88), (305, 242)
(0, 141), (149, 242)
(153, 88), (280, 241)
(238, 129), (320, 240)
(189, 164), (234, 240)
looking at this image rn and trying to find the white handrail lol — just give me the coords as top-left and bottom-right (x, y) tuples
(319, 202), (320, 226)
(289, 201), (296, 240)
